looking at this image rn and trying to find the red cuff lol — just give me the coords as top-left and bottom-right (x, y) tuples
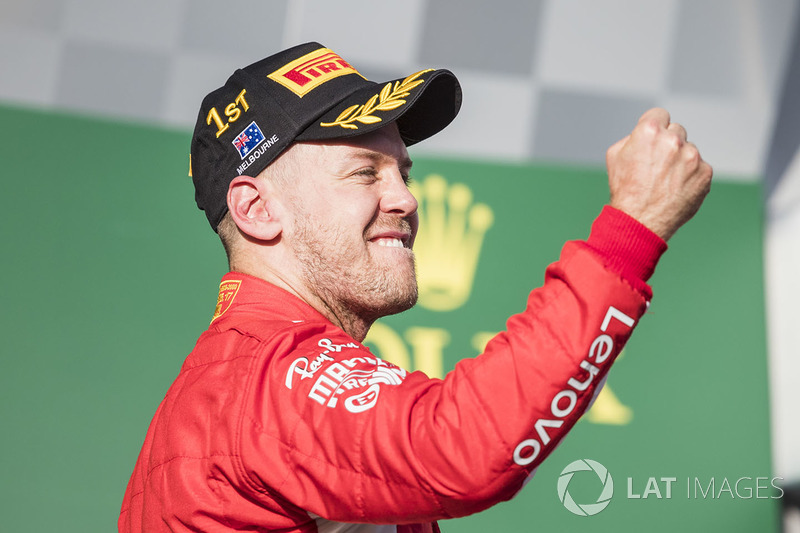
(584, 206), (668, 299)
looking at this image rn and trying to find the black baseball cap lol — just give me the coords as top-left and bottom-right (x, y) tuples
(190, 41), (462, 231)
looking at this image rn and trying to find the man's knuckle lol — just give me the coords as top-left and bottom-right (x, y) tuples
(682, 143), (700, 163)
(666, 134), (684, 151)
(667, 122), (686, 135)
(640, 119), (661, 136)
(702, 163), (714, 184)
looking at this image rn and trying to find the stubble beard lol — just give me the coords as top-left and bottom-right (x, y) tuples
(291, 213), (419, 329)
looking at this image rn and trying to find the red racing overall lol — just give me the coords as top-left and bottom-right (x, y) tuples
(120, 206), (666, 532)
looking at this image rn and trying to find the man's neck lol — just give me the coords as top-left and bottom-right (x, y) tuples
(230, 257), (373, 342)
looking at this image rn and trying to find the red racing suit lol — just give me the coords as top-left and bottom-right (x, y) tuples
(119, 206), (666, 532)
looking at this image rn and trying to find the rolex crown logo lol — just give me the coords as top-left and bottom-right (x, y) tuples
(411, 175), (494, 311)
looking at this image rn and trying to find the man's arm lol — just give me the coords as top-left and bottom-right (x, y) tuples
(236, 108), (711, 522)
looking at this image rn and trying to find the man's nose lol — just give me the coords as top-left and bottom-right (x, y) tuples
(380, 174), (418, 217)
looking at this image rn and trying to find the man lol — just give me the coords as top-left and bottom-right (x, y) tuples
(120, 42), (711, 532)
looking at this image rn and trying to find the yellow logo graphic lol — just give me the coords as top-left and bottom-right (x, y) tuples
(411, 174), (494, 311)
(211, 279), (242, 323)
(268, 48), (363, 97)
(320, 69), (431, 130)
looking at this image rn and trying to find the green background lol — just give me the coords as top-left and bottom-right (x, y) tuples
(0, 105), (774, 531)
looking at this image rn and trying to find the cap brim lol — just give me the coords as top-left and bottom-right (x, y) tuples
(295, 69), (461, 147)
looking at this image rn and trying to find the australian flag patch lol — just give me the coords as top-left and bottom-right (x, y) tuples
(232, 121), (266, 159)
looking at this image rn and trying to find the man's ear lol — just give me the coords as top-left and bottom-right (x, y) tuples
(227, 176), (282, 241)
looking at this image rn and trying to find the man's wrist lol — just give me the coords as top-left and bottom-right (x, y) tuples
(585, 205), (668, 296)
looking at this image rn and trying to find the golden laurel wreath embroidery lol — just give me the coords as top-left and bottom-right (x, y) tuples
(320, 69), (433, 130)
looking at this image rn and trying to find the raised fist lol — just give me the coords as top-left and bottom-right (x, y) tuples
(606, 108), (713, 241)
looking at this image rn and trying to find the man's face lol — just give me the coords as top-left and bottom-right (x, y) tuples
(281, 123), (419, 321)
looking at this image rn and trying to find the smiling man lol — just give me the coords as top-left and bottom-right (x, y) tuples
(120, 42), (712, 532)
(225, 125), (421, 341)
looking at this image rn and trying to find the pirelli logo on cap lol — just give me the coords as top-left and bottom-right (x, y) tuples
(268, 47), (364, 97)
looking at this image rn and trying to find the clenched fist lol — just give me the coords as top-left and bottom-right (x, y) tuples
(607, 108), (713, 241)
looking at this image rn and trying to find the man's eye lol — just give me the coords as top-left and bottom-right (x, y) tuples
(354, 168), (377, 178)
(403, 174), (414, 186)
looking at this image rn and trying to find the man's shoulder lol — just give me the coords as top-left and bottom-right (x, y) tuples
(185, 314), (357, 369)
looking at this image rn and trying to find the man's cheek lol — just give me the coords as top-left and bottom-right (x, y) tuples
(408, 212), (420, 248)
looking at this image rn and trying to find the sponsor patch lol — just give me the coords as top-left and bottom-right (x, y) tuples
(232, 121), (266, 159)
(211, 279), (242, 323)
(286, 338), (407, 413)
(268, 48), (363, 97)
(512, 306), (635, 468)
(235, 133), (280, 175)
